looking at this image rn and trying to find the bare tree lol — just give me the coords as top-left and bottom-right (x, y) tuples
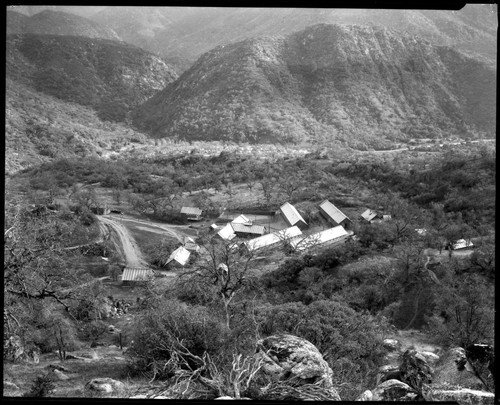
(279, 177), (302, 201)
(259, 179), (275, 206)
(178, 235), (258, 329)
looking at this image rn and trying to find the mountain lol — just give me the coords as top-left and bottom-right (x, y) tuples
(92, 5), (497, 71)
(7, 9), (121, 41)
(6, 34), (178, 122)
(8, 5), (107, 18)
(132, 24), (496, 147)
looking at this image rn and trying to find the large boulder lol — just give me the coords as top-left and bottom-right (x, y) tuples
(84, 378), (125, 397)
(465, 344), (495, 391)
(3, 335), (25, 361)
(399, 350), (433, 392)
(371, 379), (419, 401)
(51, 369), (70, 381)
(376, 364), (401, 385)
(383, 339), (402, 352)
(255, 334), (341, 400)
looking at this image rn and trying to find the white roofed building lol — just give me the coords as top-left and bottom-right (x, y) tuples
(319, 200), (352, 229)
(244, 226), (302, 252)
(279, 202), (308, 229)
(231, 214), (252, 226)
(217, 223), (236, 241)
(289, 225), (349, 252)
(360, 209), (381, 223)
(166, 246), (191, 266)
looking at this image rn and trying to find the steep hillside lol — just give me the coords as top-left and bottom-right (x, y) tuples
(6, 34), (178, 122)
(92, 5), (497, 71)
(6, 9), (120, 41)
(132, 24), (496, 147)
(5, 79), (151, 174)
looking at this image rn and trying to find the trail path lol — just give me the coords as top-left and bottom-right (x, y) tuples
(97, 216), (148, 267)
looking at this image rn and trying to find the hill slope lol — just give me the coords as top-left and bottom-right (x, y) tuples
(7, 9), (120, 41)
(6, 34), (178, 122)
(132, 24), (496, 147)
(92, 5), (497, 71)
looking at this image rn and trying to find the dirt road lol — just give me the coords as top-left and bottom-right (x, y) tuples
(115, 216), (185, 243)
(98, 216), (148, 267)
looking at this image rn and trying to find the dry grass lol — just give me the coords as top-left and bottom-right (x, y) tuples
(4, 346), (132, 398)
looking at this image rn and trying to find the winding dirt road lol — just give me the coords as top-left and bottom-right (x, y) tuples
(97, 215), (148, 267)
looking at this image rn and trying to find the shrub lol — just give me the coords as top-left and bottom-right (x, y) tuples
(129, 299), (231, 380)
(24, 375), (55, 397)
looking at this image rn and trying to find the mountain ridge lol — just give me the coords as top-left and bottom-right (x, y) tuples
(7, 9), (121, 41)
(132, 24), (495, 147)
(6, 33), (178, 123)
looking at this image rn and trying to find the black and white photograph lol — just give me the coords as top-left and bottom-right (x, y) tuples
(4, 4), (496, 402)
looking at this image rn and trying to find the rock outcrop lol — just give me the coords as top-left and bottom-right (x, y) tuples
(255, 334), (341, 401)
(399, 349), (433, 392)
(84, 378), (125, 397)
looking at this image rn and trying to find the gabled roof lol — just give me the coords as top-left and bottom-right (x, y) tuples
(180, 207), (203, 216)
(166, 246), (191, 266)
(361, 209), (378, 222)
(244, 226), (302, 252)
(122, 268), (154, 282)
(453, 239), (474, 250)
(217, 223), (236, 240)
(290, 225), (348, 251)
(319, 200), (350, 224)
(231, 214), (252, 225)
(231, 222), (266, 235)
(280, 202), (307, 227)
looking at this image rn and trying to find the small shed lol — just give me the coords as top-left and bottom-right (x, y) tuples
(166, 246), (191, 267)
(360, 209), (381, 223)
(279, 202), (308, 229)
(319, 200), (352, 230)
(180, 207), (203, 221)
(121, 268), (154, 286)
(183, 236), (200, 252)
(452, 239), (474, 250)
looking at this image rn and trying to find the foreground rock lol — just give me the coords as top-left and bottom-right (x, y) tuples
(399, 350), (433, 392)
(465, 344), (495, 391)
(84, 378), (125, 397)
(371, 379), (418, 401)
(255, 334), (341, 400)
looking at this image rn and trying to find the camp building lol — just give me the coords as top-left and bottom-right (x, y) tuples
(122, 268), (154, 286)
(166, 246), (191, 267)
(244, 226), (302, 252)
(319, 200), (352, 229)
(279, 202), (308, 229)
(360, 209), (384, 223)
(289, 225), (348, 252)
(180, 207), (203, 221)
